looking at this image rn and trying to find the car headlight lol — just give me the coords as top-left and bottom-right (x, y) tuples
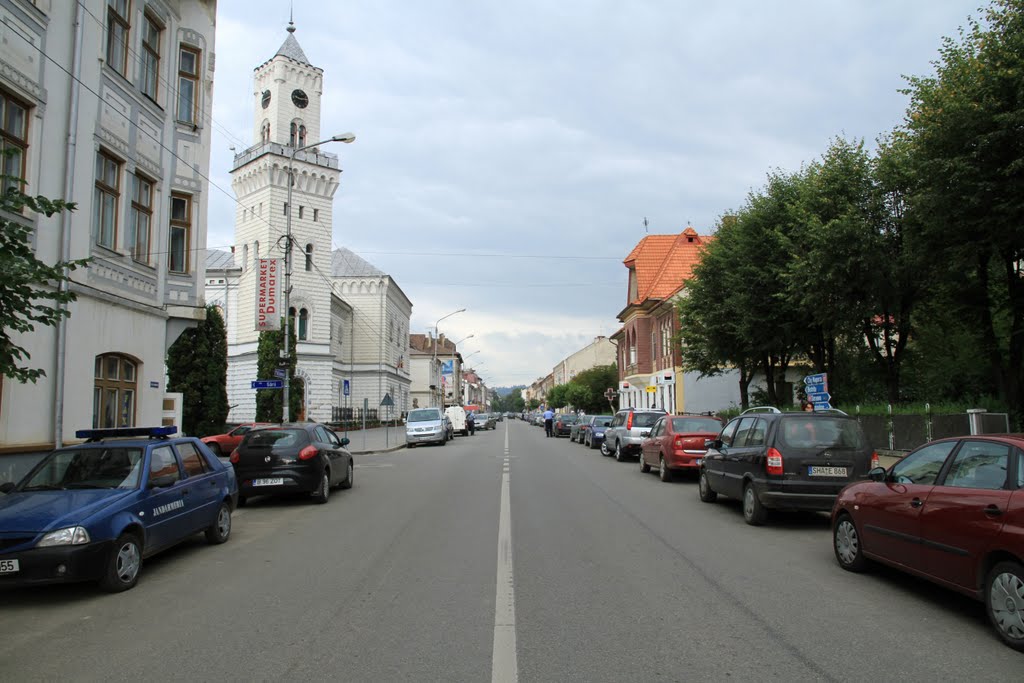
(36, 526), (91, 547)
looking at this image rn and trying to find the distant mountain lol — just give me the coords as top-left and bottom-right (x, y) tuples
(493, 385), (526, 397)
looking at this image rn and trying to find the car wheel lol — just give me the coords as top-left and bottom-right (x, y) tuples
(640, 453), (651, 473)
(659, 455), (672, 482)
(833, 514), (866, 572)
(986, 561), (1024, 651)
(698, 469), (717, 502)
(99, 532), (142, 592)
(312, 471), (330, 504)
(600, 441), (611, 457)
(615, 441), (627, 462)
(205, 501), (232, 544)
(743, 482), (767, 526)
(340, 459), (354, 490)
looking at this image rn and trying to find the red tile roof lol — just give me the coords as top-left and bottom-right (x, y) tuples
(624, 227), (712, 305)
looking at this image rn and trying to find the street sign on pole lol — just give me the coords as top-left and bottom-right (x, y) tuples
(251, 380), (283, 389)
(273, 369), (286, 379)
(807, 391), (831, 404)
(380, 393), (394, 407)
(343, 379), (350, 397)
(804, 373), (828, 387)
(813, 402), (833, 411)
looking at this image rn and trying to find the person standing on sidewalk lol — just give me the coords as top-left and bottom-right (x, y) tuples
(467, 410), (476, 436)
(543, 407), (555, 437)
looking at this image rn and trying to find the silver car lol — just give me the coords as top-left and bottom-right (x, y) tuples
(405, 408), (449, 448)
(603, 408), (667, 461)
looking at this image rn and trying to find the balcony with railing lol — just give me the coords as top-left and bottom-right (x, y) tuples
(232, 141), (340, 171)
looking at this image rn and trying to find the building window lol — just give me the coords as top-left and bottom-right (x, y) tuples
(93, 353), (137, 428)
(128, 173), (152, 264)
(283, 202), (288, 216)
(93, 152), (121, 250)
(298, 125), (306, 147)
(106, 0), (131, 78)
(176, 45), (200, 125)
(304, 243), (313, 271)
(260, 121), (270, 143)
(254, 240), (260, 261)
(298, 205), (304, 220)
(241, 244), (248, 271)
(289, 122), (297, 147)
(169, 193), (191, 273)
(312, 208), (318, 222)
(298, 308), (308, 340)
(140, 12), (162, 101)
(0, 89), (29, 195)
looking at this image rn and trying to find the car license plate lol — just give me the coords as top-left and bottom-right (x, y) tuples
(253, 478), (284, 486)
(695, 459), (702, 466)
(808, 466), (848, 477)
(0, 559), (19, 574)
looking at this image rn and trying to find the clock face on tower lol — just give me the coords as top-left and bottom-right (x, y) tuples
(291, 89), (309, 109)
(261, 90), (271, 109)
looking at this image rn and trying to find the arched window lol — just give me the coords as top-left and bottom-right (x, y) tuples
(299, 308), (309, 340)
(242, 244), (248, 272)
(260, 120), (270, 143)
(254, 240), (260, 262)
(289, 122), (297, 147)
(305, 243), (313, 271)
(93, 353), (138, 428)
(298, 125), (306, 147)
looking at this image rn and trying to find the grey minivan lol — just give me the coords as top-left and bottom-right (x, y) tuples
(405, 408), (449, 448)
(602, 408), (667, 461)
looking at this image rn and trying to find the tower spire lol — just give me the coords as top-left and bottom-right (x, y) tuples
(287, 1), (295, 33)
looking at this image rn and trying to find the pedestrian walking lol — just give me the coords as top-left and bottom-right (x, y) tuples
(543, 407), (555, 437)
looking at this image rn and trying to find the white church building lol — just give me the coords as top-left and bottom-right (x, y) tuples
(205, 23), (411, 424)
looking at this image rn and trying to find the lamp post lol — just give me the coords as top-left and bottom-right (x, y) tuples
(431, 308), (466, 407)
(282, 133), (356, 422)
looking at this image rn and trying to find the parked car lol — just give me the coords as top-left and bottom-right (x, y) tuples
(405, 408), (449, 448)
(640, 414), (725, 481)
(445, 406), (469, 436)
(569, 417), (589, 442)
(553, 414), (580, 437)
(201, 422), (273, 457)
(603, 408), (667, 461)
(582, 415), (615, 449)
(0, 426), (237, 592)
(476, 413), (497, 430)
(231, 423), (353, 506)
(832, 435), (1024, 652)
(699, 407), (877, 525)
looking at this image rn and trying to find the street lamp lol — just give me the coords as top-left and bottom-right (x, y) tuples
(282, 133), (356, 422)
(431, 308), (466, 407)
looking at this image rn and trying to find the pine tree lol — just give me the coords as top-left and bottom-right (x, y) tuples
(166, 305), (228, 435)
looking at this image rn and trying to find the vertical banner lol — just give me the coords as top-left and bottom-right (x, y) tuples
(255, 258), (280, 331)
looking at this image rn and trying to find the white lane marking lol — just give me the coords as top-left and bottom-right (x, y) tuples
(504, 420), (510, 456)
(492, 460), (518, 683)
(355, 463), (395, 468)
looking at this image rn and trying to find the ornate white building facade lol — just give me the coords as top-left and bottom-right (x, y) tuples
(205, 24), (411, 423)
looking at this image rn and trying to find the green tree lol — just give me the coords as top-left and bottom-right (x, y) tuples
(0, 185), (90, 383)
(255, 327), (300, 422)
(567, 364), (619, 413)
(166, 305), (229, 436)
(527, 398), (541, 411)
(546, 384), (569, 409)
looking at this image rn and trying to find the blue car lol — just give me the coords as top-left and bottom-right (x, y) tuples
(583, 415), (615, 450)
(0, 426), (237, 592)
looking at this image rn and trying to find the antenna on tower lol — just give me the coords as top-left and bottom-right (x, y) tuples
(643, 217), (649, 233)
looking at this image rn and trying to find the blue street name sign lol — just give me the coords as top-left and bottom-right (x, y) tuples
(804, 373), (827, 386)
(806, 383), (829, 397)
(343, 379), (350, 397)
(813, 402), (832, 411)
(251, 380), (283, 389)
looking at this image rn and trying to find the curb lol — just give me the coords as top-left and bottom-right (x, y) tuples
(350, 444), (406, 456)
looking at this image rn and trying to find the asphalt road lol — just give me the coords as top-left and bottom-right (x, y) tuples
(2, 420), (1021, 681)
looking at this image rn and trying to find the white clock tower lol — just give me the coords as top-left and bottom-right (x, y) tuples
(225, 21), (343, 420)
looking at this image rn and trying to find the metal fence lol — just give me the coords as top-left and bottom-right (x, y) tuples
(855, 409), (1009, 453)
(331, 407), (379, 424)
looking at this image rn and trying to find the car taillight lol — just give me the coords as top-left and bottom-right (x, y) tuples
(626, 412), (634, 430)
(766, 447), (784, 475)
(229, 450), (240, 464)
(299, 446), (319, 460)
(674, 435), (683, 450)
(870, 451), (880, 469)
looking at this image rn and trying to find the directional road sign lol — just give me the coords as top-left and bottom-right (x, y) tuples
(251, 380), (283, 389)
(804, 373), (828, 386)
(813, 402), (833, 411)
(808, 392), (832, 404)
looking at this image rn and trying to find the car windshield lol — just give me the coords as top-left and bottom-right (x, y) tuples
(408, 409), (441, 422)
(560, 415), (579, 423)
(672, 418), (723, 433)
(242, 429), (309, 449)
(632, 413), (662, 428)
(21, 447), (145, 490)
(778, 417), (867, 449)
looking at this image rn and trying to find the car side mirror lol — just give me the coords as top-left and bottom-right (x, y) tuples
(340, 437), (350, 447)
(0, 481), (15, 494)
(868, 466), (887, 482)
(705, 439), (721, 450)
(149, 474), (177, 489)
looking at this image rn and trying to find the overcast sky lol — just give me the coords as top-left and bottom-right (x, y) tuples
(207, 0), (980, 388)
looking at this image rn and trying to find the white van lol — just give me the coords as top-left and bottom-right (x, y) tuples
(445, 405), (468, 436)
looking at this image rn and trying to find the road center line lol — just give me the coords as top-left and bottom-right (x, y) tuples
(492, 450), (517, 682)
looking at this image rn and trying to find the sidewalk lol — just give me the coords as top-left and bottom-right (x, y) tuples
(336, 425), (407, 455)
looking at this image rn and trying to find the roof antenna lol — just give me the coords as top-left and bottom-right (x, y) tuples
(643, 217), (649, 233)
(287, 1), (295, 32)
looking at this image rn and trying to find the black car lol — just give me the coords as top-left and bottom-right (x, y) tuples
(231, 423), (353, 505)
(699, 407), (878, 525)
(553, 414), (580, 437)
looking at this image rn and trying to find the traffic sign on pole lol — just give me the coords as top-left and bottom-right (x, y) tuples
(804, 373), (828, 386)
(808, 392), (832, 404)
(251, 380), (283, 389)
(813, 402), (832, 411)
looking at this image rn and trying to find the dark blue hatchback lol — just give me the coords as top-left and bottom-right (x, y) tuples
(0, 426), (238, 592)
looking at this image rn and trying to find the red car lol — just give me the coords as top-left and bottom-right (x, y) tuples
(640, 414), (724, 482)
(832, 435), (1024, 652)
(201, 423), (273, 457)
